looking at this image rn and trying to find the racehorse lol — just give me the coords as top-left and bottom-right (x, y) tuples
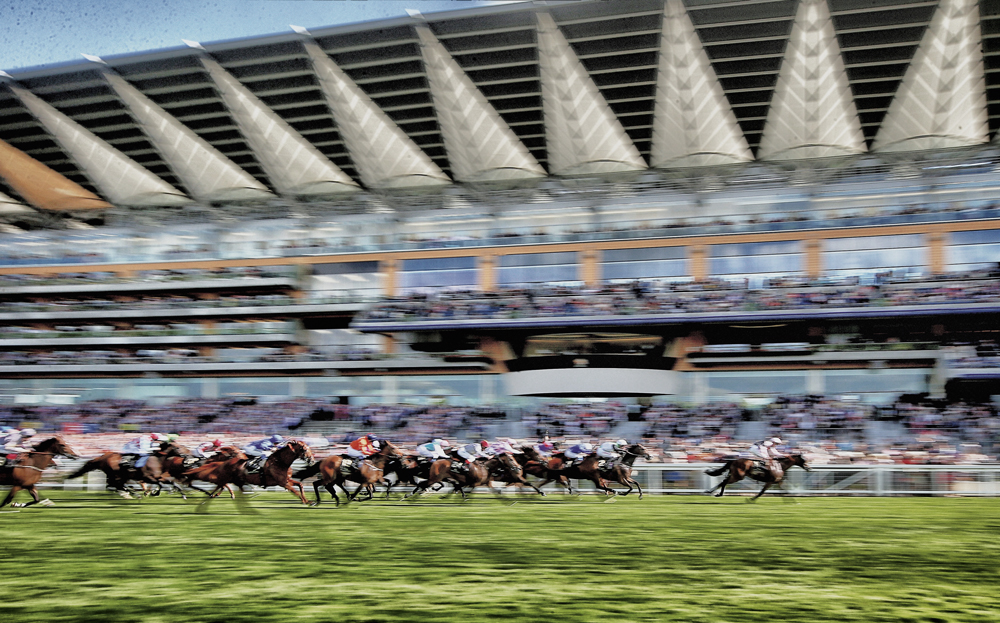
(484, 452), (546, 496)
(0, 437), (79, 508)
(517, 446), (571, 493)
(161, 445), (245, 499)
(405, 452), (524, 500)
(293, 441), (401, 506)
(535, 451), (617, 496)
(185, 439), (314, 505)
(704, 454), (810, 500)
(599, 443), (650, 498)
(383, 454), (434, 498)
(67, 441), (177, 498)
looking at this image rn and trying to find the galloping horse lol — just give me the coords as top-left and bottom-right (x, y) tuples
(67, 442), (176, 498)
(599, 443), (650, 498)
(161, 445), (245, 499)
(484, 452), (546, 496)
(293, 441), (401, 506)
(185, 440), (314, 504)
(536, 451), (617, 496)
(517, 446), (571, 493)
(406, 452), (524, 500)
(705, 454), (810, 500)
(0, 437), (79, 508)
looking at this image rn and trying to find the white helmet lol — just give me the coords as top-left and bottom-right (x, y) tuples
(770, 437), (783, 445)
(20, 428), (36, 437)
(615, 439), (627, 448)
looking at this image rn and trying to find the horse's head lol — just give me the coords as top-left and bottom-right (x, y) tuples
(789, 453), (811, 471)
(159, 442), (190, 458)
(286, 439), (314, 463)
(497, 452), (523, 476)
(520, 446), (542, 461)
(34, 436), (80, 459)
(624, 443), (650, 460)
(218, 446), (247, 460)
(380, 441), (402, 460)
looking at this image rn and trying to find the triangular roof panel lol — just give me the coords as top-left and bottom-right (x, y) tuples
(536, 12), (647, 175)
(9, 83), (192, 206)
(416, 25), (546, 182)
(652, 0), (752, 168)
(0, 138), (111, 211)
(197, 53), (359, 196)
(873, 0), (988, 152)
(302, 36), (450, 189)
(758, 0), (866, 160)
(99, 68), (274, 203)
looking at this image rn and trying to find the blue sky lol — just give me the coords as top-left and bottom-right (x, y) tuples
(0, 0), (510, 72)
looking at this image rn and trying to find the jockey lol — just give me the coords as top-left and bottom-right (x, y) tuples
(243, 434), (284, 470)
(121, 432), (168, 469)
(192, 439), (223, 459)
(346, 433), (381, 468)
(535, 437), (557, 456)
(1, 427), (36, 453)
(486, 438), (522, 456)
(456, 440), (489, 467)
(416, 438), (450, 462)
(564, 442), (594, 465)
(596, 439), (628, 468)
(749, 437), (786, 479)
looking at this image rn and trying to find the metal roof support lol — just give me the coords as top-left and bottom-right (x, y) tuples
(652, 0), (752, 168)
(191, 45), (360, 197)
(535, 12), (647, 175)
(758, 0), (866, 160)
(873, 0), (988, 151)
(95, 64), (274, 203)
(5, 81), (192, 207)
(298, 30), (451, 189)
(415, 25), (545, 182)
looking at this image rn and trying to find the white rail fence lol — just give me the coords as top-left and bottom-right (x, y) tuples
(30, 462), (1000, 497)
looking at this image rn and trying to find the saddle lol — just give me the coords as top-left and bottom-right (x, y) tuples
(182, 457), (202, 468)
(0, 453), (21, 468)
(245, 457), (266, 474)
(340, 456), (360, 476)
(748, 460), (769, 478)
(119, 454), (139, 470)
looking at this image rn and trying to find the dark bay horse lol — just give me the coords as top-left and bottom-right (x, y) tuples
(162, 445), (245, 499)
(293, 442), (401, 506)
(185, 440), (314, 504)
(599, 443), (650, 498)
(705, 454), (810, 500)
(0, 437), (79, 508)
(67, 442), (177, 498)
(536, 452), (617, 496)
(517, 446), (571, 493)
(485, 452), (546, 496)
(406, 453), (524, 500)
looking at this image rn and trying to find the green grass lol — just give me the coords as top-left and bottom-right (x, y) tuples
(1, 492), (997, 623)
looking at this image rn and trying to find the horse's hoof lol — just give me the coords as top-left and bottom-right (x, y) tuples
(11, 503), (23, 508)
(39, 499), (54, 507)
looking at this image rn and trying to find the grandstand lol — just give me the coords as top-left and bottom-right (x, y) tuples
(0, 0), (998, 414)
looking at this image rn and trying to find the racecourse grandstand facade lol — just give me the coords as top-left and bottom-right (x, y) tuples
(1, 0), (1000, 406)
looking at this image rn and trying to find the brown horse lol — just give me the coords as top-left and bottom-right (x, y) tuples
(292, 441), (401, 506)
(67, 442), (177, 498)
(536, 451), (617, 496)
(484, 452), (546, 496)
(599, 443), (650, 498)
(705, 454), (810, 500)
(0, 437), (79, 508)
(161, 445), (245, 499)
(184, 439), (314, 504)
(405, 453), (524, 500)
(517, 446), (571, 493)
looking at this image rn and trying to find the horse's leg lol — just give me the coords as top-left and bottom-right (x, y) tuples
(311, 480), (323, 506)
(0, 486), (19, 507)
(632, 478), (643, 500)
(750, 482), (771, 502)
(18, 486), (43, 507)
(284, 478), (309, 505)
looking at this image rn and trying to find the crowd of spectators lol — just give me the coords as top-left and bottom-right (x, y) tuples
(0, 347), (384, 367)
(0, 266), (293, 289)
(360, 270), (1000, 323)
(2, 393), (996, 464)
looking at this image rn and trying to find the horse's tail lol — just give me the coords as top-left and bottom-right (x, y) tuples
(65, 457), (103, 480)
(704, 461), (731, 477)
(292, 461), (321, 480)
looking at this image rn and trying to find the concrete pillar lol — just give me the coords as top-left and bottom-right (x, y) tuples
(479, 253), (496, 292)
(580, 249), (600, 286)
(804, 239), (822, 278)
(927, 232), (946, 275)
(381, 258), (398, 297)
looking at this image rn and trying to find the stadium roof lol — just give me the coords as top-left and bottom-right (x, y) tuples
(0, 0), (998, 212)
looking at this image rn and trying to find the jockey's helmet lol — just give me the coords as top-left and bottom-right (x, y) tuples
(212, 439), (222, 447)
(366, 433), (379, 442)
(479, 440), (490, 449)
(433, 438), (450, 447)
(615, 439), (627, 448)
(270, 434), (284, 444)
(20, 428), (36, 437)
(167, 433), (179, 442)
(770, 437), (783, 445)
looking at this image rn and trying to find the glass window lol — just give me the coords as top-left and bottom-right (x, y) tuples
(497, 252), (579, 285)
(602, 246), (688, 281)
(824, 234), (925, 276)
(946, 229), (1000, 272)
(399, 256), (477, 292)
(311, 261), (383, 300)
(709, 241), (801, 277)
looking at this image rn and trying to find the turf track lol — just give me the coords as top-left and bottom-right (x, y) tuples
(1, 492), (997, 623)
